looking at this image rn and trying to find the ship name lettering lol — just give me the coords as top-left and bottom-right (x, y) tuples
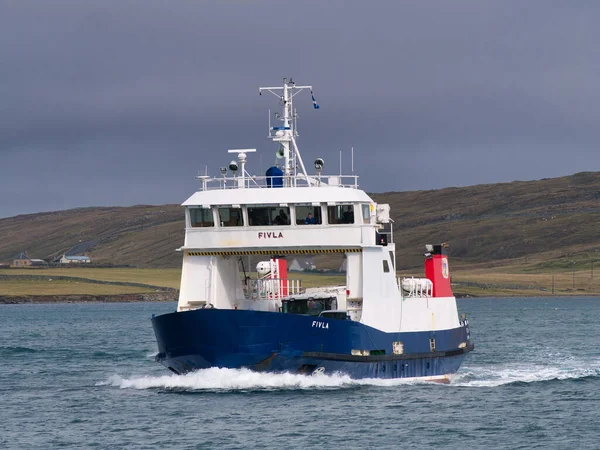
(311, 321), (329, 329)
(257, 231), (284, 239)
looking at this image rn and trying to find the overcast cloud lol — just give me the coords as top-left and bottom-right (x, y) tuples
(1, 0), (599, 217)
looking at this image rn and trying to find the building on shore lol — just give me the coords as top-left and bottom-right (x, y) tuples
(288, 257), (316, 272)
(12, 252), (48, 268)
(59, 254), (91, 264)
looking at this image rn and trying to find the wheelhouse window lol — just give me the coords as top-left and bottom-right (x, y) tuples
(247, 206), (290, 226)
(218, 207), (244, 227)
(295, 205), (322, 225)
(362, 204), (371, 224)
(189, 207), (214, 228)
(382, 260), (390, 273)
(327, 204), (354, 224)
(281, 297), (338, 316)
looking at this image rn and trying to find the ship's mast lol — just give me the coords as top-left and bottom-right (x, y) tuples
(259, 78), (316, 185)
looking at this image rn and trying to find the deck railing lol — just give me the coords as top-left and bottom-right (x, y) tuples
(196, 174), (359, 191)
(244, 278), (303, 300)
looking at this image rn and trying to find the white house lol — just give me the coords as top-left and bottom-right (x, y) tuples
(60, 255), (91, 264)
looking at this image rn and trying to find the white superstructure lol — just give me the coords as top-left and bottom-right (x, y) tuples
(176, 78), (460, 334)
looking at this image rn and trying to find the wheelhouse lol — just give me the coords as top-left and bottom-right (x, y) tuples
(185, 201), (374, 229)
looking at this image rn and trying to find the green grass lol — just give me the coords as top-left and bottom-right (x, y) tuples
(2, 267), (181, 289)
(2, 267), (597, 298)
(0, 278), (155, 296)
(284, 272), (346, 289)
(0, 268), (347, 296)
(449, 269), (600, 297)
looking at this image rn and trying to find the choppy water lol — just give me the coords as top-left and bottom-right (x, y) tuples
(1, 297), (599, 449)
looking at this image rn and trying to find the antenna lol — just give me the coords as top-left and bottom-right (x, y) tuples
(339, 150), (342, 176)
(259, 79), (317, 184)
(294, 108), (299, 137)
(351, 147), (354, 173)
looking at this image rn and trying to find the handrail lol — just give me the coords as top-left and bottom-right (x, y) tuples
(244, 278), (303, 300)
(196, 174), (360, 191)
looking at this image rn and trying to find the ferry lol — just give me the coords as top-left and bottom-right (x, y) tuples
(151, 78), (473, 380)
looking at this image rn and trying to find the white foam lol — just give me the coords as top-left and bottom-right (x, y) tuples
(97, 367), (431, 391)
(97, 358), (600, 391)
(452, 361), (600, 387)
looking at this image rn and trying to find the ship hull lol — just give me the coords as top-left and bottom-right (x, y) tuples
(152, 308), (473, 379)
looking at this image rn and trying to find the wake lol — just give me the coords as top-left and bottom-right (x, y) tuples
(452, 360), (600, 387)
(97, 367), (429, 391)
(98, 358), (600, 392)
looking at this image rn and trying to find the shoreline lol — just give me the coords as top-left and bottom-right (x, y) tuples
(0, 291), (178, 304)
(2, 291), (597, 304)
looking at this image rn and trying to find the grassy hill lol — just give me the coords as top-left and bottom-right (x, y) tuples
(372, 171), (600, 272)
(1, 172), (599, 275)
(0, 205), (185, 267)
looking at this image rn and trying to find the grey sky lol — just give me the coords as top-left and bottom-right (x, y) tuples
(1, 1), (599, 217)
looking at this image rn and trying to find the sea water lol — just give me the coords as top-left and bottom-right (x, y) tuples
(1, 297), (599, 449)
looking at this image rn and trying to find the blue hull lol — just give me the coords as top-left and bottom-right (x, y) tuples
(152, 309), (473, 379)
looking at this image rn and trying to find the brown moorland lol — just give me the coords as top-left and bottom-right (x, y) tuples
(1, 171), (598, 297)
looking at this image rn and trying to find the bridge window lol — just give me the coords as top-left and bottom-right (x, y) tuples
(382, 260), (390, 273)
(189, 208), (214, 228)
(295, 205), (322, 225)
(327, 204), (354, 224)
(247, 206), (290, 226)
(218, 207), (244, 227)
(362, 204), (371, 224)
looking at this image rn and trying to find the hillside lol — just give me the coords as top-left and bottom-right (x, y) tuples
(373, 171), (600, 270)
(0, 205), (185, 267)
(1, 172), (599, 271)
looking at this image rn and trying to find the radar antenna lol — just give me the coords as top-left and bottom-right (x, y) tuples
(259, 78), (319, 185)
